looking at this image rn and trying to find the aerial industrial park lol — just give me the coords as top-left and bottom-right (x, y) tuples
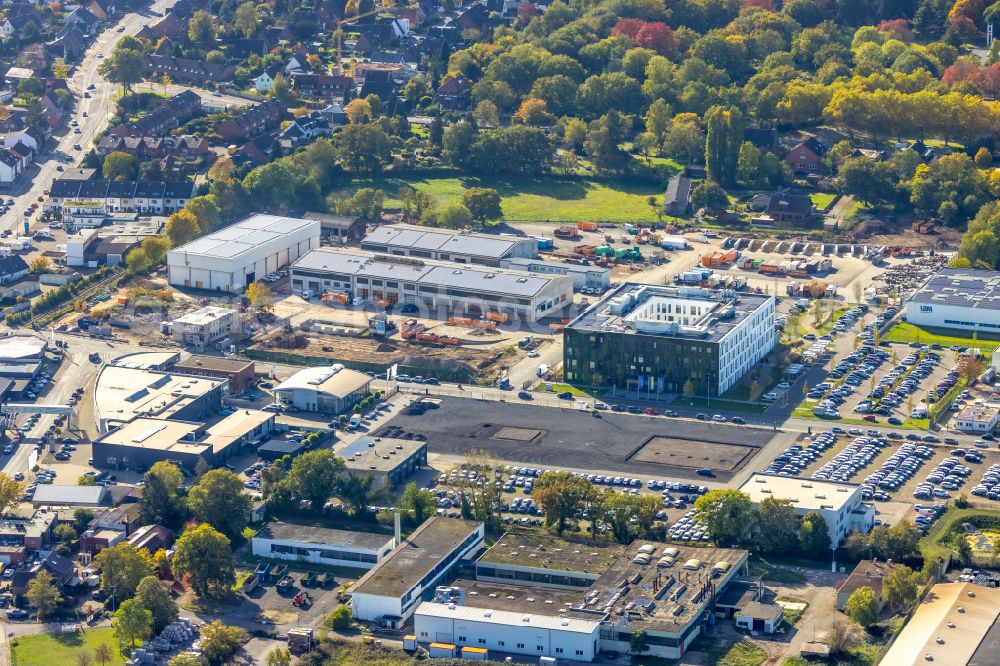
(3, 1), (1000, 666)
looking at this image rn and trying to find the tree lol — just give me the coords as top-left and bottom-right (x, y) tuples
(77, 650), (93, 666)
(838, 158), (900, 207)
(140, 461), (186, 528)
(461, 188), (503, 225)
(630, 628), (650, 655)
(188, 10), (214, 43)
(425, 202), (474, 229)
(271, 73), (291, 103)
(282, 450), (344, 510)
(334, 472), (375, 514)
(442, 120), (477, 167)
(52, 59), (71, 80)
(345, 98), (373, 124)
(243, 161), (298, 209)
(185, 196), (222, 233)
(114, 598), (153, 647)
(99, 41), (145, 94)
(74, 509), (95, 535)
(94, 643), (114, 666)
(172, 524), (235, 598)
(694, 490), (757, 547)
(54, 523), (77, 545)
(234, 2), (258, 38)
(705, 105), (744, 187)
(198, 621), (247, 666)
(883, 564), (921, 612)
(757, 496), (800, 555)
(798, 511), (832, 559)
(166, 209), (201, 246)
(826, 620), (860, 657)
(94, 543), (154, 604)
(398, 482), (435, 525)
(584, 111), (630, 174)
(646, 99), (672, 142)
(26, 570), (61, 619)
(328, 605), (353, 629)
(691, 180), (729, 212)
(598, 491), (661, 544)
(870, 521), (922, 561)
(472, 100), (500, 128)
(168, 656), (202, 666)
(135, 576), (178, 633)
(266, 647), (291, 666)
(534, 471), (598, 534)
(336, 123), (392, 175)
(513, 97), (553, 126)
(245, 281), (272, 311)
(844, 587), (879, 628)
(103, 152), (139, 181)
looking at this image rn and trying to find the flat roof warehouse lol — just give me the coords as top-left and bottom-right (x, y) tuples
(361, 225), (533, 262)
(292, 249), (559, 299)
(170, 215), (319, 261)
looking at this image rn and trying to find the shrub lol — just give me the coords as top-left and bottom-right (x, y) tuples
(327, 605), (352, 629)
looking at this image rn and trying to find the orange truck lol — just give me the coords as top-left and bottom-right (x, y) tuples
(577, 221), (599, 232)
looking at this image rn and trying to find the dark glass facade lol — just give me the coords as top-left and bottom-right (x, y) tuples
(563, 328), (721, 397)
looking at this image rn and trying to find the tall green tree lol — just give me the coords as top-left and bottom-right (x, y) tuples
(103, 152), (139, 181)
(114, 598), (153, 647)
(94, 543), (154, 604)
(172, 524), (235, 598)
(398, 483), (436, 525)
(704, 105), (744, 187)
(461, 188), (503, 225)
(844, 586), (878, 628)
(140, 461), (186, 528)
(534, 471), (598, 535)
(198, 622), (247, 666)
(26, 570), (61, 619)
(882, 564), (922, 612)
(598, 491), (661, 544)
(135, 576), (178, 633)
(798, 511), (832, 559)
(234, 2), (258, 38)
(694, 489), (757, 547)
(757, 496), (800, 555)
(187, 469), (251, 540)
(286, 450), (345, 510)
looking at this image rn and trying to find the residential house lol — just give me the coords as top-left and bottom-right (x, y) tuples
(321, 102), (347, 127)
(744, 127), (778, 153)
(64, 7), (101, 35)
(45, 179), (195, 214)
(127, 524), (173, 554)
(764, 191), (815, 226)
(136, 12), (186, 41)
(0, 149), (21, 184)
(835, 560), (901, 612)
(216, 99), (285, 143)
(253, 64), (283, 93)
(46, 26), (88, 62)
(97, 134), (210, 159)
(2, 4), (44, 41)
(11, 552), (76, 595)
(850, 148), (888, 161)
(663, 175), (692, 216)
(280, 112), (332, 148)
(108, 89), (202, 138)
(290, 72), (353, 100)
(0, 256), (29, 285)
(230, 133), (275, 169)
(87, 0), (117, 21)
(358, 70), (399, 107)
(143, 54), (234, 85)
(436, 74), (471, 110)
(80, 504), (142, 557)
(786, 137), (829, 174)
(3, 67), (36, 89)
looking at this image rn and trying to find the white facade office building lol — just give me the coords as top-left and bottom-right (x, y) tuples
(291, 249), (573, 322)
(251, 522), (394, 569)
(414, 602), (602, 662)
(167, 215), (320, 292)
(739, 473), (874, 545)
(905, 267), (1000, 333)
(500, 257), (611, 291)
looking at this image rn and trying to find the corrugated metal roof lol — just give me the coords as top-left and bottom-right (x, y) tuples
(415, 601), (602, 634)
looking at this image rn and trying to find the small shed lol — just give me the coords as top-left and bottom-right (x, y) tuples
(736, 601), (784, 633)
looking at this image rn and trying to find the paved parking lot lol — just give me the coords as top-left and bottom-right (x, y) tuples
(377, 397), (776, 480)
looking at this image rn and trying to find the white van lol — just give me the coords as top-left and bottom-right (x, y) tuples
(300, 289), (315, 300)
(348, 414), (362, 430)
(762, 392), (778, 401)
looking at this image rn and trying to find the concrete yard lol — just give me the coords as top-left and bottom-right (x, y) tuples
(374, 396), (776, 480)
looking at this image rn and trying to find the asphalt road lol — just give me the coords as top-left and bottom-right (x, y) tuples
(1, 0), (180, 236)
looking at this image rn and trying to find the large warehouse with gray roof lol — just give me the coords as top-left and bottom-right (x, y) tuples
(167, 214), (320, 292)
(905, 267), (1000, 333)
(290, 248), (572, 322)
(360, 224), (537, 267)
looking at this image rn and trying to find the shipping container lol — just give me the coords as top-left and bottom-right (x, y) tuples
(533, 236), (554, 249)
(486, 311), (509, 323)
(403, 636), (418, 652)
(428, 643), (456, 658)
(554, 226), (577, 239)
(660, 235), (688, 250)
(461, 647), (489, 660)
(577, 221), (599, 231)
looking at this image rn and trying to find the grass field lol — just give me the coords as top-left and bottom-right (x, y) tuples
(338, 175), (666, 222)
(810, 192), (838, 210)
(884, 323), (1000, 358)
(719, 641), (768, 666)
(11, 627), (124, 666)
(920, 506), (1000, 566)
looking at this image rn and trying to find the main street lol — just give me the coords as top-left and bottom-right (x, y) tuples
(1, 0), (180, 236)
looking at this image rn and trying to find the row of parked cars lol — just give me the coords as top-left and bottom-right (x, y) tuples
(913, 455), (976, 500)
(667, 509), (710, 542)
(860, 443), (933, 502)
(763, 431), (839, 476)
(813, 436), (885, 483)
(971, 463), (1000, 500)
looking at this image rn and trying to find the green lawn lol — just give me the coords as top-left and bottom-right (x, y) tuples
(883, 323), (1000, 358)
(11, 627), (124, 666)
(536, 382), (599, 397)
(810, 192), (838, 210)
(338, 175), (666, 223)
(719, 641), (768, 666)
(749, 560), (808, 584)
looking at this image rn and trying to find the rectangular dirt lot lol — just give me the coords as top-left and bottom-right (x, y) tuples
(376, 397), (774, 480)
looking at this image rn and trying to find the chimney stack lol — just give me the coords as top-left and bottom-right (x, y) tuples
(394, 512), (401, 547)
